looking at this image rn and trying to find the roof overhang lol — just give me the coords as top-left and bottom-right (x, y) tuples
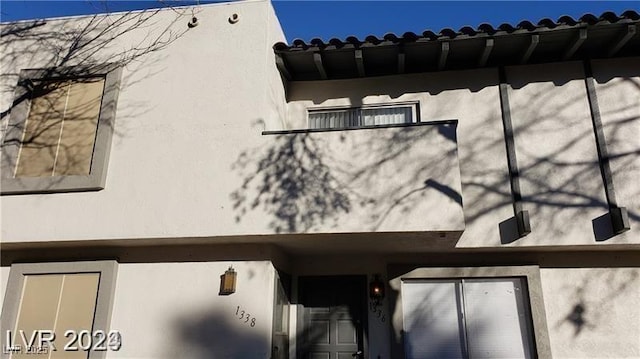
(274, 11), (640, 81)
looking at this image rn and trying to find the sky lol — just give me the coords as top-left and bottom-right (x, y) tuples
(0, 1), (639, 42)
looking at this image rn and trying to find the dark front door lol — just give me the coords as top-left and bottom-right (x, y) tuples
(298, 276), (367, 359)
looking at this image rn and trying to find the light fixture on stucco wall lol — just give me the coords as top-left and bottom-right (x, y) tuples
(219, 266), (237, 295)
(369, 274), (385, 302)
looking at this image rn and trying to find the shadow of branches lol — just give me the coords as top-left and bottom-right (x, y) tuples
(231, 133), (351, 233)
(461, 73), (640, 244)
(1, 7), (187, 108)
(231, 61), (639, 244)
(1, 4), (191, 189)
(231, 123), (463, 234)
(556, 268), (639, 337)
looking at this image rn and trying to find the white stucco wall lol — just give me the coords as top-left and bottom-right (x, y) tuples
(107, 261), (276, 359)
(286, 69), (512, 246)
(2, 0), (637, 249)
(0, 1), (291, 242)
(285, 60), (640, 248)
(1, 0), (462, 243)
(540, 267), (640, 358)
(506, 61), (625, 247)
(263, 2), (288, 131)
(592, 57), (640, 243)
(2, 5), (638, 359)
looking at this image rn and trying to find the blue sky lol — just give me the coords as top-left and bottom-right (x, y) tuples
(1, 1), (639, 42)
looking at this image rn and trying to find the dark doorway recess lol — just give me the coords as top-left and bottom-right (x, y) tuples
(297, 276), (368, 359)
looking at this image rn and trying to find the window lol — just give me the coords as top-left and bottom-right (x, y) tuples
(402, 278), (533, 359)
(308, 103), (418, 129)
(1, 65), (122, 195)
(389, 266), (551, 359)
(0, 261), (118, 359)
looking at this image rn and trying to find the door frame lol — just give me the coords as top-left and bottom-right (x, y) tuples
(296, 275), (369, 359)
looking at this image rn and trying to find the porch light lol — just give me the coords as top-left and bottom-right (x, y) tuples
(219, 266), (237, 295)
(369, 275), (385, 301)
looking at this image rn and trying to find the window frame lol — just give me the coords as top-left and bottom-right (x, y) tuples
(1, 64), (122, 195)
(271, 270), (291, 359)
(0, 260), (118, 359)
(307, 101), (420, 129)
(388, 265), (552, 359)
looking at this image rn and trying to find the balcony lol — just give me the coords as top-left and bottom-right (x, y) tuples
(232, 121), (465, 240)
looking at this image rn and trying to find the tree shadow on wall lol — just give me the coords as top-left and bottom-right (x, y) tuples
(1, 5), (192, 189)
(231, 132), (351, 233)
(170, 310), (270, 359)
(488, 78), (639, 243)
(231, 123), (462, 234)
(556, 268), (639, 338)
(233, 69), (639, 243)
(1, 7), (189, 117)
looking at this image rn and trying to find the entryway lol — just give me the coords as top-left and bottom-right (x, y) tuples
(297, 276), (367, 359)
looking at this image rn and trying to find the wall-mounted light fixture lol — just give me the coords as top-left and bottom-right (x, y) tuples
(219, 266), (237, 295)
(369, 274), (385, 303)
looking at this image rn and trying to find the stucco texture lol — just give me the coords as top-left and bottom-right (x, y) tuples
(106, 261), (275, 359)
(592, 57), (640, 244)
(287, 69), (512, 247)
(541, 267), (640, 358)
(0, 1), (292, 242)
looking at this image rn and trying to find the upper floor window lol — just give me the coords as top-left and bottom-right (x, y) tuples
(15, 78), (104, 177)
(1, 65), (122, 195)
(308, 103), (418, 129)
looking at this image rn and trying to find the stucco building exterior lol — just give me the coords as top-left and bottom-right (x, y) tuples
(1, 1), (639, 358)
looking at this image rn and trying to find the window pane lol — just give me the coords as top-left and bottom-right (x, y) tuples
(401, 280), (466, 359)
(14, 78), (104, 178)
(309, 106), (414, 129)
(50, 273), (100, 359)
(361, 106), (412, 126)
(309, 109), (357, 129)
(463, 278), (534, 359)
(55, 78), (104, 176)
(13, 274), (64, 359)
(15, 82), (69, 177)
(13, 273), (100, 359)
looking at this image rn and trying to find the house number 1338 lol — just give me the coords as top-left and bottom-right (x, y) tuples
(235, 306), (256, 327)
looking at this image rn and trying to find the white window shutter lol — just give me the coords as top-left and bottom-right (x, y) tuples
(462, 278), (534, 359)
(401, 281), (466, 359)
(361, 106), (412, 126)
